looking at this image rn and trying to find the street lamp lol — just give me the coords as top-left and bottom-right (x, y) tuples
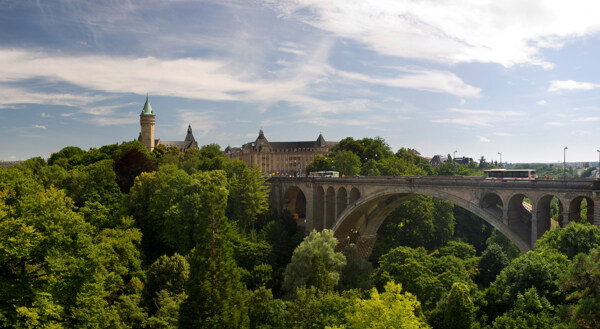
(453, 150), (457, 163)
(563, 146), (568, 178)
(497, 152), (502, 168)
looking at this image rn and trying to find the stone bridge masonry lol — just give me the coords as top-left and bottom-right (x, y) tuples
(269, 176), (600, 258)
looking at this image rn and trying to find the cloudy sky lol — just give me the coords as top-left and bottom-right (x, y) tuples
(2, 0), (600, 163)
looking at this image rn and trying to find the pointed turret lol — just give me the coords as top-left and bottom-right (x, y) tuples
(257, 128), (267, 142)
(141, 95), (154, 115)
(185, 124), (195, 142)
(316, 133), (326, 147)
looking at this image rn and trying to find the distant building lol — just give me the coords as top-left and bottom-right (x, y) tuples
(225, 129), (337, 175)
(138, 97), (199, 153)
(454, 157), (474, 165)
(430, 155), (448, 166)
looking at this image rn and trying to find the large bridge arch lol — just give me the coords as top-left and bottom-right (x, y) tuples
(332, 186), (531, 258)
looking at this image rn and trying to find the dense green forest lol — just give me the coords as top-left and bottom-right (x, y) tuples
(1, 137), (599, 328)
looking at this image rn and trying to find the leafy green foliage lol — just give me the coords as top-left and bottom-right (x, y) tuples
(428, 282), (475, 329)
(559, 248), (600, 328)
(114, 148), (157, 193)
(179, 170), (249, 328)
(535, 222), (600, 259)
(305, 155), (335, 174)
(371, 196), (455, 264)
(371, 246), (472, 310)
(334, 150), (361, 176)
(491, 288), (558, 329)
(486, 250), (570, 321)
(285, 287), (355, 328)
(248, 287), (286, 329)
(476, 243), (509, 286)
(338, 244), (373, 291)
(283, 230), (346, 294)
(337, 282), (430, 329)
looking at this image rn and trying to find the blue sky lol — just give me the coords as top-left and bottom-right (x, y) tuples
(2, 0), (600, 163)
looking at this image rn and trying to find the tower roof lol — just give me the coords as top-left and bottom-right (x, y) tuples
(316, 133), (326, 147)
(256, 129), (268, 142)
(185, 124), (196, 142)
(141, 95), (154, 115)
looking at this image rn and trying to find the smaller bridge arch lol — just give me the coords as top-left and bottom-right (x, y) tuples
(283, 185), (308, 224)
(337, 187), (348, 218)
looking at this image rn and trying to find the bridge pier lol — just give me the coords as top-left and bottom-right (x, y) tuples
(502, 208), (509, 225)
(593, 196), (600, 227)
(530, 213), (538, 249)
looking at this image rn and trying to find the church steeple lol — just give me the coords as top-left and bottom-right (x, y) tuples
(185, 124), (195, 142)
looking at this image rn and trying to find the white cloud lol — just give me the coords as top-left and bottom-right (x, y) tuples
(270, 0), (600, 68)
(536, 100), (547, 105)
(432, 108), (523, 127)
(178, 110), (226, 137)
(0, 86), (106, 108)
(337, 69), (481, 98)
(573, 117), (600, 122)
(478, 136), (490, 143)
(32, 125), (46, 129)
(544, 121), (568, 126)
(548, 80), (600, 92)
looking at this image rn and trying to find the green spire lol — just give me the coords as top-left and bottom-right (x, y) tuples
(141, 95), (154, 115)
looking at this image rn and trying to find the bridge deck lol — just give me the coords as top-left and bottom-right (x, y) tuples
(269, 176), (600, 192)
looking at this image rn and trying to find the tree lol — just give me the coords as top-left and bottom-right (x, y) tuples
(477, 243), (509, 286)
(486, 250), (570, 321)
(147, 254), (190, 303)
(338, 243), (373, 291)
(535, 222), (600, 259)
(371, 246), (471, 311)
(559, 248), (600, 328)
(435, 241), (479, 275)
(282, 230), (346, 294)
(0, 185), (139, 328)
(248, 287), (285, 329)
(48, 146), (86, 168)
(486, 229), (521, 261)
(428, 282), (475, 329)
(491, 288), (557, 329)
(305, 155), (334, 175)
(129, 165), (192, 260)
(114, 148), (157, 193)
(370, 196), (455, 264)
(65, 159), (122, 208)
(225, 165), (269, 231)
(337, 282), (429, 329)
(334, 150), (361, 176)
(178, 170), (249, 328)
(285, 287), (354, 328)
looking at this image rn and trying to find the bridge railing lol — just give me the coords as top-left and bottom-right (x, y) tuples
(268, 176), (600, 192)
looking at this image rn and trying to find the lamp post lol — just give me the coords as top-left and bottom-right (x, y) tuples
(498, 152), (502, 168)
(563, 146), (568, 178)
(453, 150), (457, 163)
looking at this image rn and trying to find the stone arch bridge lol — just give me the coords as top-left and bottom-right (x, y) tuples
(269, 176), (600, 258)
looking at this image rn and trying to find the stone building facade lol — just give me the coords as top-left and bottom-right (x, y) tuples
(138, 97), (199, 153)
(225, 130), (337, 176)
